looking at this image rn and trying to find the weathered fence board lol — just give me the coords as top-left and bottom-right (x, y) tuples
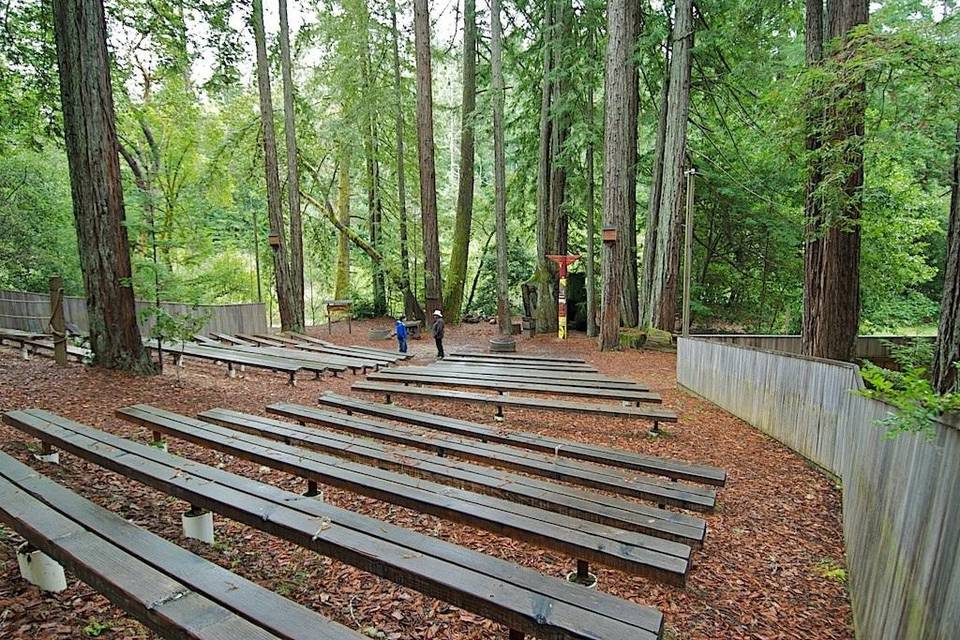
(691, 333), (935, 364)
(0, 289), (266, 337)
(678, 337), (959, 640)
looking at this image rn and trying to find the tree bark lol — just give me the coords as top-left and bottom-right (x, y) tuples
(801, 0), (868, 361)
(646, 0), (693, 332)
(619, 0), (641, 327)
(278, 0), (305, 330)
(52, 0), (151, 371)
(534, 0), (558, 333)
(585, 38), (598, 338)
(334, 141), (351, 300)
(443, 0), (477, 322)
(361, 6), (387, 317)
(389, 0), (423, 321)
(934, 121), (960, 394)
(599, 0), (635, 349)
(253, 0), (297, 332)
(491, 0), (510, 336)
(639, 49), (671, 327)
(413, 0), (442, 317)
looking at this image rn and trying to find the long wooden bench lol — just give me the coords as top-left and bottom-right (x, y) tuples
(237, 334), (285, 347)
(439, 355), (598, 372)
(265, 403), (714, 513)
(203, 407), (707, 544)
(1, 336), (90, 362)
(5, 409), (666, 640)
(367, 371), (662, 405)
(283, 333), (409, 362)
(216, 344), (374, 374)
(254, 333), (302, 346)
(317, 393), (728, 486)
(450, 351), (588, 364)
(118, 404), (692, 582)
(394, 364), (650, 389)
(144, 341), (305, 384)
(296, 342), (399, 365)
(352, 381), (680, 426)
(210, 332), (256, 346)
(0, 450), (361, 640)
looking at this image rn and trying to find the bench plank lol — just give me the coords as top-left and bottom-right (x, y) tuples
(202, 408), (707, 544)
(352, 382), (678, 423)
(265, 404), (713, 512)
(4, 409), (664, 640)
(367, 371), (662, 404)
(0, 452), (361, 640)
(392, 364), (650, 389)
(118, 405), (691, 582)
(450, 351), (587, 364)
(317, 393), (727, 486)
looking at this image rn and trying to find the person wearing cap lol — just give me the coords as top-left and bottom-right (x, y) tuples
(432, 309), (445, 359)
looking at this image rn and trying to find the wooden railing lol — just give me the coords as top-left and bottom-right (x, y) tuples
(677, 337), (959, 640)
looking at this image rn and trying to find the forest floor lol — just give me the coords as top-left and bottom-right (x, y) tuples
(0, 318), (852, 640)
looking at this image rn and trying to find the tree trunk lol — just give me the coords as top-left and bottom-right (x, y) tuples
(491, 0), (510, 336)
(52, 0), (151, 372)
(361, 8), (387, 317)
(599, 0), (635, 349)
(534, 0), (558, 333)
(253, 0), (297, 332)
(639, 49), (671, 327)
(278, 0), (305, 330)
(413, 0), (442, 317)
(334, 141), (351, 300)
(443, 0), (477, 323)
(619, 0), (641, 328)
(389, 0), (423, 321)
(934, 121), (960, 394)
(646, 0), (693, 332)
(801, 0), (868, 361)
(585, 41), (598, 338)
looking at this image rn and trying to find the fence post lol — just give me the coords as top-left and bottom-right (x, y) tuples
(48, 276), (67, 366)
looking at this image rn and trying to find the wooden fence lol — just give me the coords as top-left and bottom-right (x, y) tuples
(0, 289), (267, 337)
(690, 333), (935, 364)
(677, 337), (959, 640)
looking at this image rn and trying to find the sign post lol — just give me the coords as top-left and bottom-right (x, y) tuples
(547, 255), (580, 339)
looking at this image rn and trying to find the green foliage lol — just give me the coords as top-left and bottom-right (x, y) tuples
(82, 619), (113, 637)
(859, 339), (960, 439)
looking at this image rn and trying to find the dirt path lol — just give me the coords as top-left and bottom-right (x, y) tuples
(0, 321), (852, 639)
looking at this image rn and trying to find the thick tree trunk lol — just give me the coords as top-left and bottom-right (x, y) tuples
(599, 0), (635, 349)
(585, 54), (598, 338)
(801, 0), (868, 361)
(361, 9), (387, 317)
(253, 0), (297, 331)
(52, 0), (151, 371)
(646, 0), (693, 332)
(534, 0), (558, 333)
(619, 0), (641, 328)
(389, 0), (423, 321)
(934, 121), (960, 394)
(639, 50), (671, 327)
(491, 0), (510, 335)
(334, 142), (351, 300)
(413, 0), (442, 317)
(443, 0), (477, 322)
(278, 0), (305, 330)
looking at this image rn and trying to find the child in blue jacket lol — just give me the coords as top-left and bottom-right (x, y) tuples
(392, 316), (408, 353)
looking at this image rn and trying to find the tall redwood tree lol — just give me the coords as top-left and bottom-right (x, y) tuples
(52, 0), (151, 371)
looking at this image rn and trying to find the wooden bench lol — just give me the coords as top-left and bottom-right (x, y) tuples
(317, 393), (728, 486)
(118, 405), (692, 583)
(0, 450), (362, 640)
(352, 381), (680, 427)
(216, 344), (371, 374)
(1, 336), (90, 362)
(265, 403), (714, 513)
(367, 371), (663, 405)
(439, 355), (598, 372)
(193, 334), (221, 346)
(396, 364), (650, 389)
(254, 333), (302, 346)
(203, 408), (707, 545)
(296, 342), (399, 365)
(144, 341), (303, 384)
(237, 333), (285, 347)
(5, 409), (666, 640)
(450, 351), (588, 364)
(210, 332), (256, 346)
(283, 333), (409, 362)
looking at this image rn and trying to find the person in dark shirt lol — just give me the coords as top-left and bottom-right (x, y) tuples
(432, 309), (445, 359)
(391, 316), (408, 354)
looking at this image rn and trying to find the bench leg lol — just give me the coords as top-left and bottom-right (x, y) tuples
(17, 543), (67, 593)
(151, 431), (168, 452)
(565, 559), (597, 588)
(288, 372), (297, 387)
(34, 441), (59, 465)
(651, 421), (661, 435)
(20, 346), (30, 360)
(494, 404), (504, 422)
(227, 363), (237, 378)
(182, 505), (215, 544)
(303, 479), (323, 499)
(384, 394), (392, 405)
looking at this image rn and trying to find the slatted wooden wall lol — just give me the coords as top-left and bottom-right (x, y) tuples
(0, 289), (267, 336)
(678, 337), (960, 640)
